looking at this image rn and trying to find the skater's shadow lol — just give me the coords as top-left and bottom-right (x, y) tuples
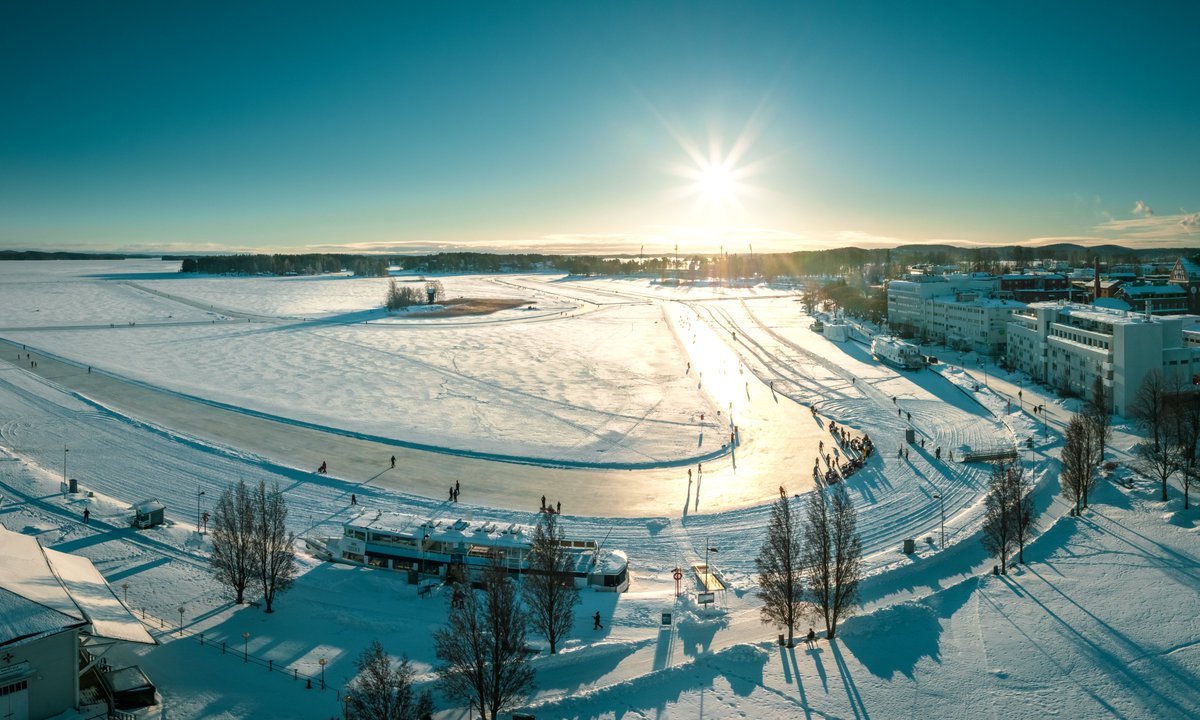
(359, 467), (391, 486)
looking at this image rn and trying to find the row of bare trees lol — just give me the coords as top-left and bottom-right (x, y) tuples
(1059, 375), (1113, 513)
(209, 479), (298, 612)
(981, 463), (1037, 573)
(755, 485), (864, 646)
(1131, 370), (1200, 508)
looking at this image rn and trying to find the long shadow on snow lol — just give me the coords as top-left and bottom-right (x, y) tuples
(838, 578), (973, 680)
(526, 644), (768, 720)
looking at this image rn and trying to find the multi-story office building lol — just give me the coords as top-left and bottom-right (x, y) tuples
(1006, 302), (1200, 416)
(1114, 283), (1189, 315)
(926, 294), (1025, 355)
(887, 273), (1001, 338)
(997, 273), (1074, 303)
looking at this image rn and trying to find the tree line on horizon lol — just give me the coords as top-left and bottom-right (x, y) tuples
(179, 253), (389, 277)
(168, 243), (1199, 282)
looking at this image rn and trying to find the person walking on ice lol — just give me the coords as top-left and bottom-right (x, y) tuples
(390, 455), (395, 469)
(82, 508), (90, 525)
(350, 493), (356, 505)
(593, 611), (603, 630)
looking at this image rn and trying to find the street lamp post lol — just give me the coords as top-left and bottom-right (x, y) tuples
(121, 582), (129, 605)
(63, 445), (69, 486)
(243, 632), (249, 663)
(932, 494), (945, 547)
(177, 606), (184, 637)
(704, 537), (719, 592)
(319, 658), (327, 690)
(196, 488), (206, 534)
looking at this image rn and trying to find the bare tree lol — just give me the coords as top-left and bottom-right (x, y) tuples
(1170, 386), (1200, 510)
(1010, 465), (1037, 565)
(385, 278), (423, 310)
(210, 479), (255, 604)
(1084, 374), (1112, 468)
(981, 463), (1017, 574)
(802, 485), (862, 639)
(253, 480), (297, 613)
(521, 512), (580, 654)
(755, 490), (804, 647)
(1132, 371), (1180, 502)
(434, 565), (535, 720)
(1061, 416), (1096, 513)
(345, 640), (434, 720)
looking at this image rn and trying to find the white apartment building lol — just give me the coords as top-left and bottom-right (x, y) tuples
(1006, 302), (1200, 416)
(927, 295), (1025, 355)
(887, 274), (1017, 354)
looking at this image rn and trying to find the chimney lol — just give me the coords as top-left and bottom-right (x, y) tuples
(1093, 257), (1101, 302)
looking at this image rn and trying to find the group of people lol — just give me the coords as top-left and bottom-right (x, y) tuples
(448, 480), (461, 503)
(814, 421), (871, 485)
(539, 495), (562, 514)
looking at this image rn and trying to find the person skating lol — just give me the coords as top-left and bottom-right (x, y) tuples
(390, 455), (395, 469)
(593, 611), (603, 630)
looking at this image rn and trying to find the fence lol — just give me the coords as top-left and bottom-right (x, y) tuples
(136, 607), (331, 692)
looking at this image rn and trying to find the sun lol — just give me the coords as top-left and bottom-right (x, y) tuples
(694, 162), (739, 206)
(660, 113), (769, 214)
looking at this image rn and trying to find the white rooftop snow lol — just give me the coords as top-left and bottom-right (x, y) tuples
(44, 546), (155, 644)
(0, 525), (153, 645)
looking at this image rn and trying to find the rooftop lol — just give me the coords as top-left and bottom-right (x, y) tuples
(0, 526), (155, 646)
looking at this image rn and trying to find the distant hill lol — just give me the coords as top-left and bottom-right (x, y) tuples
(0, 250), (154, 261)
(891, 243), (1199, 259)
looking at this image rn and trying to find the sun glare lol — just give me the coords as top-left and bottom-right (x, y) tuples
(659, 109), (771, 215)
(695, 162), (738, 205)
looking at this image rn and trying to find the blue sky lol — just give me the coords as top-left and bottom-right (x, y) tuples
(2, 1), (1197, 254)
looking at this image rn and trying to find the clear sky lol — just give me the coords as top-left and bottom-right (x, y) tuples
(2, 1), (1197, 255)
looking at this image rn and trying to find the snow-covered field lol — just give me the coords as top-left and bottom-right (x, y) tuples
(1, 260), (1197, 719)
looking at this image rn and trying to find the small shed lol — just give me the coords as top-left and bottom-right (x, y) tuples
(131, 499), (165, 529)
(104, 665), (159, 710)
